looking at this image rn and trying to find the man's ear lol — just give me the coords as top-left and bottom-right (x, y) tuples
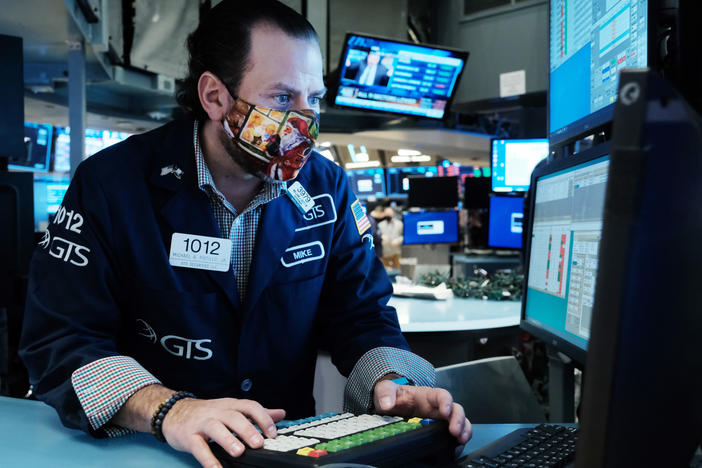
(198, 71), (233, 121)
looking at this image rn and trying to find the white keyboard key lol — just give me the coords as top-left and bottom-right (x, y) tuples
(277, 413), (354, 435)
(294, 414), (403, 439)
(262, 435), (320, 452)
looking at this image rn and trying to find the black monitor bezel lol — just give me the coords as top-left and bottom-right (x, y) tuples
(331, 32), (470, 121)
(402, 209), (460, 245)
(487, 193), (525, 250)
(407, 175), (459, 209)
(490, 137), (549, 192)
(520, 141), (611, 366)
(385, 165), (439, 198)
(345, 167), (387, 200)
(547, 1), (656, 147)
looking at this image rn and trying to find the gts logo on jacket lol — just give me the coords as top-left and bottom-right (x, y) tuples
(137, 319), (213, 360)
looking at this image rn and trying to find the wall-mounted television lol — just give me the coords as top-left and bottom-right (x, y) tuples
(332, 33), (469, 120)
(403, 210), (459, 245)
(491, 138), (549, 192)
(488, 195), (524, 249)
(386, 166), (438, 197)
(345, 168), (386, 200)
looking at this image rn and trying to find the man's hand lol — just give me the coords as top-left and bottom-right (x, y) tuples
(162, 397), (285, 468)
(373, 379), (472, 445)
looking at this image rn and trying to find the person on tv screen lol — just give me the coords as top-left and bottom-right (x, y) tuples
(344, 49), (392, 87)
(19, 1), (471, 467)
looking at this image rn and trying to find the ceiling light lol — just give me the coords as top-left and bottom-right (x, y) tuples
(355, 152), (369, 161)
(397, 149), (421, 156)
(391, 155), (411, 163)
(345, 161), (381, 169)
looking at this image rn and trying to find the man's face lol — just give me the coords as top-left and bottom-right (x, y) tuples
(367, 52), (380, 66)
(221, 22), (325, 178)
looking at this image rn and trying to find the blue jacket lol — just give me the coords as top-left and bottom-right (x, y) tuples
(19, 117), (408, 434)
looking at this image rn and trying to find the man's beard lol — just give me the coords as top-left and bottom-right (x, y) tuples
(217, 128), (273, 182)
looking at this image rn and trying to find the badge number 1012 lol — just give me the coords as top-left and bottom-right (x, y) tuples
(169, 233), (232, 272)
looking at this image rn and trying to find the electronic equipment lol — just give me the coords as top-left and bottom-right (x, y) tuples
(33, 174), (70, 231)
(385, 166), (438, 197)
(487, 195), (524, 250)
(403, 210), (459, 245)
(52, 127), (71, 173)
(463, 176), (491, 210)
(0, 35), (24, 163)
(549, 0), (649, 145)
(461, 424), (578, 467)
(408, 176), (458, 208)
(8, 123), (53, 172)
(332, 32), (469, 120)
(575, 69), (702, 468)
(52, 127), (131, 172)
(491, 138), (548, 192)
(212, 412), (455, 467)
(520, 143), (609, 365)
(345, 168), (386, 200)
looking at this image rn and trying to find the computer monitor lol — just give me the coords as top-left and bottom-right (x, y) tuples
(463, 176), (491, 210)
(491, 138), (549, 192)
(33, 174), (70, 231)
(345, 168), (386, 200)
(575, 69), (702, 468)
(52, 126), (71, 173)
(408, 176), (458, 208)
(521, 143), (610, 365)
(403, 210), (459, 245)
(332, 33), (469, 120)
(386, 166), (438, 197)
(488, 195), (524, 249)
(9, 123), (53, 172)
(85, 128), (130, 157)
(549, 0), (649, 145)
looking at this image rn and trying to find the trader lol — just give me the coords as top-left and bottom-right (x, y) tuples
(19, 2), (471, 468)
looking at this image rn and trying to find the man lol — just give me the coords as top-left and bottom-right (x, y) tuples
(19, 2), (470, 468)
(344, 49), (392, 87)
(378, 206), (404, 270)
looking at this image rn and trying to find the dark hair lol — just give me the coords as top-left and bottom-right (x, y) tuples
(176, 0), (318, 121)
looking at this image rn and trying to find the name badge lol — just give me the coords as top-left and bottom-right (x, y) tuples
(169, 233), (232, 272)
(287, 181), (315, 214)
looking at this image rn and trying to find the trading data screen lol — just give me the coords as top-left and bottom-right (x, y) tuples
(386, 166), (438, 197)
(549, 0), (647, 142)
(346, 168), (386, 200)
(524, 155), (609, 350)
(492, 139), (549, 192)
(335, 34), (467, 119)
(488, 196), (524, 249)
(10, 122), (53, 172)
(33, 174), (70, 231)
(403, 210), (459, 245)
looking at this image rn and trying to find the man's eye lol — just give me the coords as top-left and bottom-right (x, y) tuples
(309, 96), (321, 106)
(274, 95), (291, 105)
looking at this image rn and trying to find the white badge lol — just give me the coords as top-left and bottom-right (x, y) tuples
(169, 233), (232, 272)
(287, 181), (315, 214)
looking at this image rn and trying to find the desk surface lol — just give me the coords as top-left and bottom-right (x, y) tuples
(0, 396), (535, 467)
(389, 296), (522, 333)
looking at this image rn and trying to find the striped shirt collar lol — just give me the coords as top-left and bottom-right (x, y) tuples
(192, 120), (284, 215)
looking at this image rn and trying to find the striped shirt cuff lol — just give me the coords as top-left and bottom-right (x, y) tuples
(343, 346), (436, 414)
(71, 355), (161, 435)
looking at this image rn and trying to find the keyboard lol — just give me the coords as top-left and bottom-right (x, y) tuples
(211, 412), (456, 467)
(460, 424), (578, 468)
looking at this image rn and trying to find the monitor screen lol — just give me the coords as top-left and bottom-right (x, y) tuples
(549, 0), (648, 144)
(9, 122), (53, 172)
(488, 195), (524, 249)
(386, 166), (438, 197)
(52, 127), (131, 171)
(333, 33), (468, 119)
(523, 154), (609, 359)
(463, 176), (491, 210)
(408, 176), (458, 208)
(33, 174), (70, 231)
(403, 210), (459, 245)
(345, 168), (386, 200)
(491, 138), (549, 192)
(53, 127), (71, 172)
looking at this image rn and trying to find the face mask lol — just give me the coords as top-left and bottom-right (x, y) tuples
(222, 97), (319, 181)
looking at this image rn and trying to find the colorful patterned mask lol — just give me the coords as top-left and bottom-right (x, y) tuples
(222, 98), (319, 181)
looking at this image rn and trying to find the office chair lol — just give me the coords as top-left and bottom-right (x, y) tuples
(435, 356), (546, 424)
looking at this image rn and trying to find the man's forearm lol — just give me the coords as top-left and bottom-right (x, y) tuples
(111, 383), (176, 432)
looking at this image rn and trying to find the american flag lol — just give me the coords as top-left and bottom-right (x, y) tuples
(351, 200), (371, 235)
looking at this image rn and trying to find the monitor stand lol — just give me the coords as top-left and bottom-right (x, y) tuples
(547, 345), (575, 423)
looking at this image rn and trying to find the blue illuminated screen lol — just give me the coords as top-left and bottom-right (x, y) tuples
(549, 0), (647, 143)
(335, 34), (468, 119)
(403, 210), (459, 245)
(345, 168), (386, 200)
(488, 196), (524, 249)
(53, 126), (131, 172)
(33, 174), (70, 230)
(9, 122), (53, 172)
(524, 155), (609, 351)
(492, 139), (549, 192)
(386, 166), (438, 197)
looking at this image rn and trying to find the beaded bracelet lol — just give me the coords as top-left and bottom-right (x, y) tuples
(151, 391), (196, 442)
